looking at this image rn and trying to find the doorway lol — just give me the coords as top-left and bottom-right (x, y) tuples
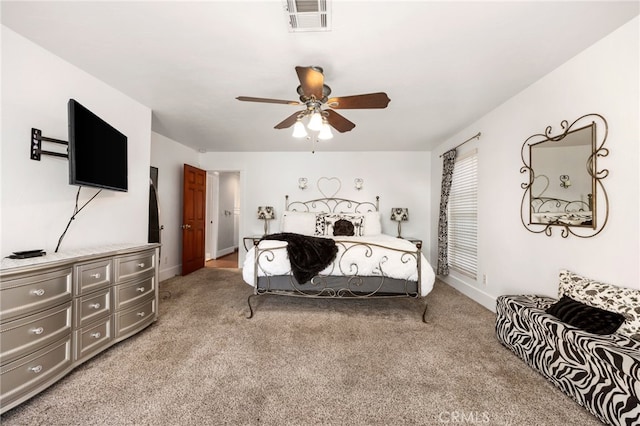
(205, 171), (240, 268)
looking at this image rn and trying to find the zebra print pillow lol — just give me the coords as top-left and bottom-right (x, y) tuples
(559, 270), (640, 341)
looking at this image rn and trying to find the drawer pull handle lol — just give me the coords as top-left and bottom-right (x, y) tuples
(90, 332), (102, 339)
(30, 289), (46, 296)
(31, 327), (45, 335)
(29, 365), (43, 374)
(89, 303), (101, 309)
(137, 312), (145, 317)
(136, 287), (146, 293)
(137, 262), (145, 268)
(90, 273), (101, 279)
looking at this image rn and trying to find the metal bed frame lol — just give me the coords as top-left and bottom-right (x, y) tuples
(246, 195), (428, 322)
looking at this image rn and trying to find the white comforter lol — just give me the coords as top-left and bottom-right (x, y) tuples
(242, 234), (435, 297)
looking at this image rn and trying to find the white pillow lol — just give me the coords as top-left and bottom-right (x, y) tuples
(363, 211), (382, 236)
(281, 211), (317, 235)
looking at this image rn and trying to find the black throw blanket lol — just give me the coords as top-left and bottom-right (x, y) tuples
(261, 233), (338, 284)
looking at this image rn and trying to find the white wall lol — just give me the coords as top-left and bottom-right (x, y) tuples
(150, 131), (199, 281)
(199, 151), (433, 266)
(1, 27), (152, 256)
(430, 17), (640, 310)
(150, 145), (433, 273)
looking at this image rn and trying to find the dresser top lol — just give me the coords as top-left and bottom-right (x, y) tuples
(1, 243), (160, 276)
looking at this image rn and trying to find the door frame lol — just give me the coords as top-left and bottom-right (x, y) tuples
(206, 169), (242, 263)
(205, 172), (219, 261)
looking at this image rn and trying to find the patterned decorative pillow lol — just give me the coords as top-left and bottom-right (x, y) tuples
(314, 213), (327, 236)
(559, 269), (640, 340)
(546, 295), (626, 335)
(323, 213), (364, 237)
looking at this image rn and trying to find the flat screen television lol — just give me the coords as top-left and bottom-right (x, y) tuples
(68, 99), (128, 192)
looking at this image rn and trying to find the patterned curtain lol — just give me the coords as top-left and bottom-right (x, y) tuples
(436, 149), (457, 276)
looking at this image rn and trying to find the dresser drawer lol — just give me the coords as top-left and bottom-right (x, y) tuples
(0, 268), (72, 322)
(1, 302), (72, 365)
(113, 273), (155, 311)
(74, 259), (112, 295)
(74, 316), (112, 362)
(0, 337), (72, 410)
(74, 287), (111, 328)
(115, 250), (155, 283)
(115, 297), (156, 339)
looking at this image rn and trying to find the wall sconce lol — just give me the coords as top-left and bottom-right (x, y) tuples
(390, 208), (409, 238)
(560, 175), (571, 188)
(298, 177), (308, 190)
(354, 178), (363, 191)
(257, 206), (275, 235)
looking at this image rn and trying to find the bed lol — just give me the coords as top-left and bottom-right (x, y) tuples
(242, 195), (436, 321)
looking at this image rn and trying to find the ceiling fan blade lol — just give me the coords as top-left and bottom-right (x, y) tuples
(295, 66), (324, 100)
(236, 96), (300, 106)
(327, 92), (391, 109)
(274, 111), (304, 129)
(325, 110), (355, 133)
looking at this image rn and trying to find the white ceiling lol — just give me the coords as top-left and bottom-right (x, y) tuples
(2, 1), (638, 152)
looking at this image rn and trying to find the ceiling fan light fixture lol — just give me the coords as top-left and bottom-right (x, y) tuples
(307, 110), (323, 131)
(236, 65), (389, 137)
(318, 120), (333, 140)
(292, 119), (308, 138)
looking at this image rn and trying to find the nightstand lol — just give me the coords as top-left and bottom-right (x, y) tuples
(403, 237), (422, 249)
(242, 236), (263, 251)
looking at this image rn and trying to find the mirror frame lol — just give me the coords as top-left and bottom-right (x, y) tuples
(520, 113), (609, 238)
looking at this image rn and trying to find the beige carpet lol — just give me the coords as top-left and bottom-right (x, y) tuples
(1, 268), (601, 425)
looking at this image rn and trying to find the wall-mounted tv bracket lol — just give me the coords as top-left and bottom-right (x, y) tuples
(30, 128), (68, 161)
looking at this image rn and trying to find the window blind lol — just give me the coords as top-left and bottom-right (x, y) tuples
(447, 149), (478, 278)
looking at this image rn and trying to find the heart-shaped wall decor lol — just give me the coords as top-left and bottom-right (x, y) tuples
(532, 174), (549, 197)
(317, 177), (342, 199)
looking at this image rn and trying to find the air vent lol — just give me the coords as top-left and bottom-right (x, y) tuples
(284, 0), (331, 32)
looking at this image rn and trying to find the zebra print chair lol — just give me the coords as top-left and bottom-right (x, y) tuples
(496, 271), (639, 426)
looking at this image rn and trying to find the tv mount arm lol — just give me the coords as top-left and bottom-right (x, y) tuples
(30, 128), (68, 161)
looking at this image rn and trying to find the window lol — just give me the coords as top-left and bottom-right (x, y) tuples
(447, 149), (478, 278)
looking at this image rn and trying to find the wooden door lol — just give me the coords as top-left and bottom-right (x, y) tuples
(182, 164), (206, 275)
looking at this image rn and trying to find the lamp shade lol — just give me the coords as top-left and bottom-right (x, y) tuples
(390, 208), (409, 222)
(292, 120), (308, 138)
(257, 206), (275, 220)
(307, 111), (323, 131)
(318, 120), (333, 140)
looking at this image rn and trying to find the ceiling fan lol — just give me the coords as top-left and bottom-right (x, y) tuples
(236, 66), (390, 137)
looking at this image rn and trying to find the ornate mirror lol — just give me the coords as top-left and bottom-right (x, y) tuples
(520, 114), (609, 238)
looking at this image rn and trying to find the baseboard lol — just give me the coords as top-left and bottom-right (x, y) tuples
(215, 246), (237, 259)
(159, 264), (181, 282)
(439, 274), (497, 313)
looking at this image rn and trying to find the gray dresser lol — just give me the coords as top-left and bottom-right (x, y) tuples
(0, 244), (160, 414)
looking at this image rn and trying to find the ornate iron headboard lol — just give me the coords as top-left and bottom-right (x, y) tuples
(530, 197), (590, 214)
(285, 195), (379, 214)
